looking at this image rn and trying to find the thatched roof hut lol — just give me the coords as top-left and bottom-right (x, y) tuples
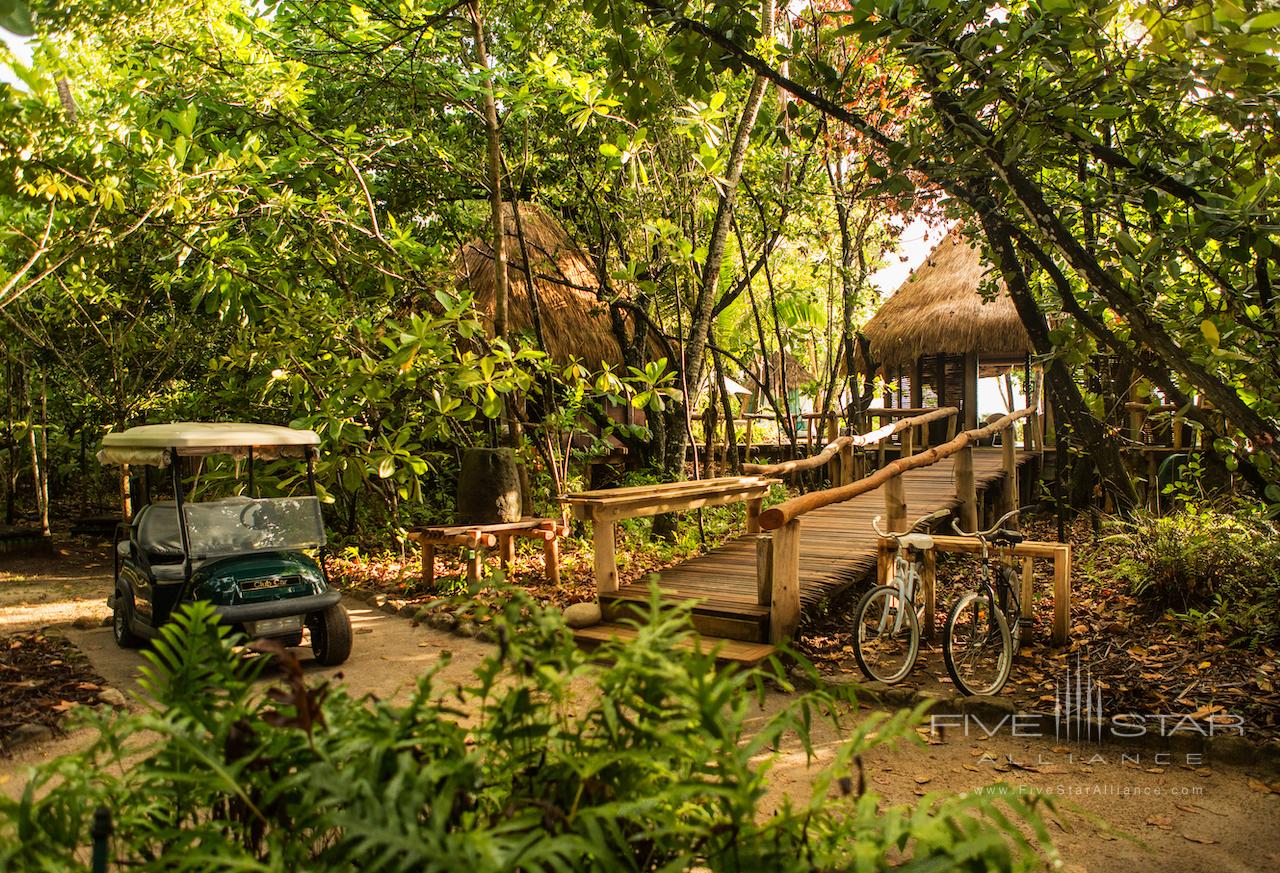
(460, 203), (631, 368)
(862, 233), (1032, 371)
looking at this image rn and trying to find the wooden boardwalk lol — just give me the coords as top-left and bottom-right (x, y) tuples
(602, 447), (1035, 642)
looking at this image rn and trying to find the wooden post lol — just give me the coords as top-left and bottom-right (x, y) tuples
(1021, 557), (1034, 620)
(744, 418), (754, 460)
(962, 351), (979, 431)
(769, 519), (801, 644)
(465, 547), (482, 585)
(746, 496), (763, 534)
(592, 513), (618, 594)
(839, 442), (854, 486)
(955, 445), (978, 533)
(901, 426), (914, 459)
(421, 543), (436, 589)
(884, 474), (907, 533)
(1002, 430), (1018, 528)
(756, 534), (773, 606)
(922, 547), (937, 640)
(877, 537), (892, 586)
(945, 413), (957, 442)
(543, 535), (560, 586)
(1052, 545), (1071, 646)
(498, 533), (516, 572)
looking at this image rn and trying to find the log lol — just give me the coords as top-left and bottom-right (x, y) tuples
(769, 519), (801, 644)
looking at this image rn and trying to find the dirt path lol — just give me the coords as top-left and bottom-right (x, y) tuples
(3, 597), (1278, 870)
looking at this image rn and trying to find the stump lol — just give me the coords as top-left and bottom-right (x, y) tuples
(457, 448), (522, 524)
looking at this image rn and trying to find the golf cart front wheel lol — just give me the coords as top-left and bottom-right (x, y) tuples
(310, 603), (352, 666)
(112, 589), (142, 649)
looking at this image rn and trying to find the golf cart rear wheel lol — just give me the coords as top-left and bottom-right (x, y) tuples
(113, 589), (142, 649)
(311, 603), (352, 666)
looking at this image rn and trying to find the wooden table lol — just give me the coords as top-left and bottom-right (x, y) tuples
(561, 476), (779, 593)
(407, 518), (569, 587)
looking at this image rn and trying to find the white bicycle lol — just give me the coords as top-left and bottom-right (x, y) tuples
(852, 509), (950, 683)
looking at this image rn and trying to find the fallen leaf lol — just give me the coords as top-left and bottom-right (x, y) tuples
(1145, 815), (1173, 830)
(1247, 778), (1273, 794)
(914, 775), (932, 785)
(1182, 833), (1217, 845)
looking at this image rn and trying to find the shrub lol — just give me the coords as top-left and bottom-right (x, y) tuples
(1109, 505), (1280, 644)
(0, 593), (1056, 871)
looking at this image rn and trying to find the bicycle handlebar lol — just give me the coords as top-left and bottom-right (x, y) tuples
(951, 506), (1029, 539)
(872, 508), (951, 539)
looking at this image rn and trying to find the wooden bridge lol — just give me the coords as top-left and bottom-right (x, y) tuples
(564, 406), (1046, 664)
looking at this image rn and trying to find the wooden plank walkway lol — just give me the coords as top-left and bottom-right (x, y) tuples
(606, 448), (1035, 630)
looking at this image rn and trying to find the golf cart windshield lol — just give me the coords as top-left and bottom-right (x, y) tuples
(182, 496), (326, 559)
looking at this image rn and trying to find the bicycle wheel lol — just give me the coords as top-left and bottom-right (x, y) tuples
(997, 564), (1023, 650)
(944, 590), (1013, 695)
(852, 584), (920, 684)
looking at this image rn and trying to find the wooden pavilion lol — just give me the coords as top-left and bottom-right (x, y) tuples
(860, 232), (1035, 434)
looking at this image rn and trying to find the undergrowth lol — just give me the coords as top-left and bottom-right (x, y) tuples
(0, 589), (1056, 871)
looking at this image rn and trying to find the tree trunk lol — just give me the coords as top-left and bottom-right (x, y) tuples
(469, 0), (507, 340)
(978, 210), (1137, 510)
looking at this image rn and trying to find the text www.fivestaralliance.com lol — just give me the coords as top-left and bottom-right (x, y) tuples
(974, 784), (1205, 797)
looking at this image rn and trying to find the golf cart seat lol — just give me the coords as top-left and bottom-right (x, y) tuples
(135, 497), (254, 580)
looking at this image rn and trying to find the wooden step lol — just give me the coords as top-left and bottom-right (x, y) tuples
(601, 593), (770, 643)
(573, 622), (777, 667)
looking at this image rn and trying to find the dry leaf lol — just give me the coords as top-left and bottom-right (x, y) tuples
(1247, 778), (1274, 794)
(1182, 833), (1217, 845)
(1145, 815), (1173, 830)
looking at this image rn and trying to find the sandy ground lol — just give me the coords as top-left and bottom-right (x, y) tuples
(2, 557), (1279, 870)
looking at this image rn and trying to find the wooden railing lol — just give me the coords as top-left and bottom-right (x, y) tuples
(754, 406), (1038, 643)
(561, 476), (780, 594)
(743, 406), (959, 483)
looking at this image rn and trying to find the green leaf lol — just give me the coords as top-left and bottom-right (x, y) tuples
(1200, 319), (1220, 349)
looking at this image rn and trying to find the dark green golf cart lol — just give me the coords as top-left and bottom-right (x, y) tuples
(98, 422), (352, 665)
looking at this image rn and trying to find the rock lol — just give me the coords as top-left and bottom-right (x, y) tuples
(372, 594), (389, 608)
(563, 601), (602, 628)
(957, 695), (1019, 721)
(72, 615), (99, 630)
(10, 723), (53, 748)
(101, 616), (113, 628)
(97, 687), (128, 708)
(1208, 734), (1256, 766)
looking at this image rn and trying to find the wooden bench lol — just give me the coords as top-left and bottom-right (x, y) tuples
(561, 475), (780, 594)
(407, 518), (570, 588)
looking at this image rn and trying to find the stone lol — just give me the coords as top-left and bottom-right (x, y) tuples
(1207, 734), (1256, 766)
(10, 723), (53, 748)
(97, 687), (128, 708)
(72, 615), (99, 630)
(372, 594), (388, 608)
(563, 601), (602, 628)
(100, 616), (112, 628)
(957, 694), (1019, 721)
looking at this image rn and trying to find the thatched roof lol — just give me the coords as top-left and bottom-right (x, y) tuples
(861, 233), (1032, 370)
(460, 203), (629, 368)
(759, 350), (817, 389)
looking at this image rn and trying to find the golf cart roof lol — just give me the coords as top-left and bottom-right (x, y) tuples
(97, 422), (320, 467)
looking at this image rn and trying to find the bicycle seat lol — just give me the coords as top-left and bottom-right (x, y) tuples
(898, 532), (935, 550)
(992, 530), (1024, 545)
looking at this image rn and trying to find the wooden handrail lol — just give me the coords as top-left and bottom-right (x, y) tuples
(758, 406), (1035, 530)
(743, 406), (958, 476)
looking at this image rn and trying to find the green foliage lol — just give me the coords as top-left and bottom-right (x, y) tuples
(1109, 506), (1280, 645)
(0, 592), (1056, 870)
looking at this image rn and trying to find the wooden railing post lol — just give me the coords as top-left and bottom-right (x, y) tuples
(945, 414), (957, 442)
(839, 441), (854, 486)
(1052, 545), (1071, 646)
(955, 445), (978, 533)
(1002, 430), (1018, 528)
(746, 496), (763, 534)
(885, 474), (907, 533)
(756, 534), (773, 606)
(592, 512), (618, 594)
(421, 543), (436, 589)
(901, 426), (914, 459)
(769, 519), (801, 644)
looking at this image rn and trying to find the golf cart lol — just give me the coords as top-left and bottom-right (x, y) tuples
(97, 422), (352, 665)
